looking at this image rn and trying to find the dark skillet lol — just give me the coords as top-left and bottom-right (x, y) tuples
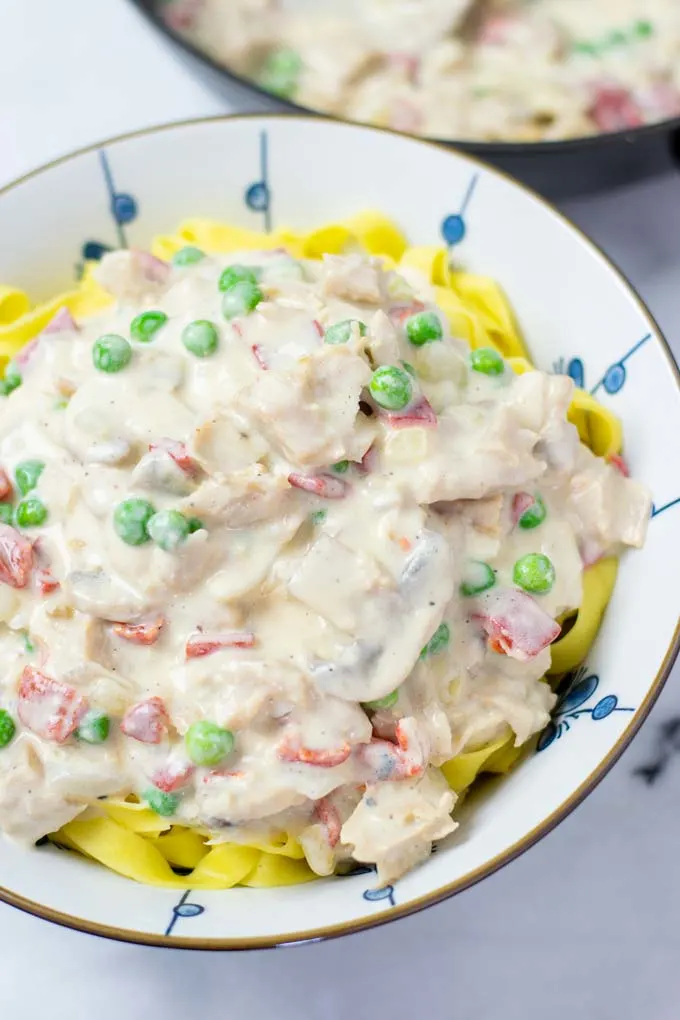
(128, 0), (680, 199)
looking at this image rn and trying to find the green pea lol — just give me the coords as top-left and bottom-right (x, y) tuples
(0, 368), (21, 396)
(182, 319), (219, 358)
(221, 281), (263, 320)
(93, 333), (132, 373)
(369, 365), (412, 410)
(513, 553), (555, 594)
(518, 494), (547, 530)
(186, 516), (205, 534)
(172, 246), (205, 267)
(0, 709), (16, 748)
(148, 509), (190, 552)
(420, 622), (450, 658)
(324, 319), (366, 345)
(470, 347), (505, 376)
(634, 19), (653, 38)
(460, 561), (496, 596)
(0, 503), (13, 525)
(405, 311), (443, 346)
(76, 711), (110, 744)
(130, 310), (168, 342)
(259, 48), (302, 98)
(15, 497), (47, 529)
(310, 509), (327, 525)
(15, 459), (45, 496)
(332, 460), (349, 474)
(572, 40), (599, 56)
(23, 631), (35, 654)
(113, 498), (156, 546)
(53, 397), (69, 410)
(144, 787), (180, 817)
(218, 264), (259, 292)
(185, 720), (235, 767)
(362, 689), (399, 711)
(401, 360), (417, 377)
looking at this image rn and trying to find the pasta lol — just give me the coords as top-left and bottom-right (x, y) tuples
(0, 212), (632, 889)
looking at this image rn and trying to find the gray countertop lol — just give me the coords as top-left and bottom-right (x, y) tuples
(0, 2), (678, 1017)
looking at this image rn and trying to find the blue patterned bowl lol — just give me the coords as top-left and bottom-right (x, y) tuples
(0, 115), (678, 949)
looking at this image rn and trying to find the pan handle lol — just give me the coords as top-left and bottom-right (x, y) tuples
(671, 127), (680, 170)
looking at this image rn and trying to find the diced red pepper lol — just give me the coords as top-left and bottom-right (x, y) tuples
(114, 615), (165, 646)
(0, 524), (33, 589)
(473, 588), (561, 662)
(152, 760), (195, 793)
(251, 344), (269, 370)
(17, 666), (88, 743)
(385, 52), (420, 83)
(588, 86), (644, 132)
(358, 737), (423, 780)
(288, 473), (349, 499)
(36, 569), (60, 596)
(278, 739), (352, 768)
(511, 492), (535, 525)
(133, 249), (171, 285)
(388, 300), (425, 325)
(42, 307), (78, 335)
(316, 797), (342, 847)
(0, 468), (11, 501)
(120, 697), (170, 744)
(358, 444), (377, 474)
(384, 398), (437, 429)
(606, 453), (629, 478)
(185, 630), (256, 658)
(478, 14), (518, 45)
(149, 438), (200, 477)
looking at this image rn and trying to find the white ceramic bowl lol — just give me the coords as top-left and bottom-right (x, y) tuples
(1, 115), (678, 949)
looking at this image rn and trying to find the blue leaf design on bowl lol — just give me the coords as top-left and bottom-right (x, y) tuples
(81, 241), (112, 262)
(603, 362), (626, 394)
(111, 192), (138, 226)
(441, 214), (466, 246)
(559, 673), (599, 713)
(363, 886), (394, 902)
(245, 181), (270, 213)
(537, 721), (558, 752)
(592, 694), (618, 720)
(566, 357), (585, 389)
(175, 902), (204, 919)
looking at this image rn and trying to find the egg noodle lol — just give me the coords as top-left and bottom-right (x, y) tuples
(0, 213), (621, 889)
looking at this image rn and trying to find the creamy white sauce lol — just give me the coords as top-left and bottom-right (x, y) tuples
(0, 246), (650, 883)
(180, 0), (680, 142)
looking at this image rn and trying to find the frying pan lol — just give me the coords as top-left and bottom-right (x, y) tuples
(129, 0), (680, 199)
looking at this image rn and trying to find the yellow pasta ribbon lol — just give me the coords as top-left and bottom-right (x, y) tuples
(441, 729), (518, 795)
(567, 389), (623, 459)
(449, 271), (529, 360)
(549, 557), (618, 675)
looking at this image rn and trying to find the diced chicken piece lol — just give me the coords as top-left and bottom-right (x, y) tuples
(17, 667), (89, 743)
(566, 446), (651, 552)
(238, 346), (371, 467)
(448, 666), (556, 752)
(94, 250), (170, 302)
(131, 448), (197, 497)
(0, 740), (91, 843)
(208, 516), (305, 602)
(29, 605), (112, 674)
(341, 768), (456, 885)
(504, 371), (580, 473)
(473, 588), (561, 662)
(288, 535), (384, 633)
(331, 496), (426, 579)
(180, 466), (295, 528)
(191, 412), (269, 474)
(63, 569), (145, 623)
(322, 254), (386, 305)
(0, 524), (33, 589)
(365, 310), (401, 366)
(310, 530), (454, 702)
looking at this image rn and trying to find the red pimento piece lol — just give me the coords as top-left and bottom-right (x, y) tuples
(312, 319), (324, 338)
(278, 739), (352, 768)
(121, 697), (170, 744)
(36, 569), (60, 596)
(0, 468), (11, 500)
(588, 86), (644, 132)
(132, 249), (171, 285)
(478, 13), (517, 45)
(17, 666), (88, 743)
(386, 52), (420, 82)
(185, 630), (256, 658)
(0, 524), (33, 589)
(388, 300), (425, 325)
(384, 397), (437, 429)
(114, 615), (165, 646)
(251, 343), (269, 370)
(42, 307), (77, 335)
(287, 473), (349, 499)
(607, 453), (629, 478)
(511, 492), (535, 525)
(358, 737), (423, 780)
(316, 797), (342, 848)
(152, 760), (195, 793)
(149, 438), (200, 477)
(358, 444), (377, 475)
(473, 588), (561, 662)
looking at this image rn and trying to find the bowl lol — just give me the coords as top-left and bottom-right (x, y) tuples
(0, 114), (678, 949)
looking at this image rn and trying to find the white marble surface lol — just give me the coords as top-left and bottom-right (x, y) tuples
(0, 1), (679, 1017)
